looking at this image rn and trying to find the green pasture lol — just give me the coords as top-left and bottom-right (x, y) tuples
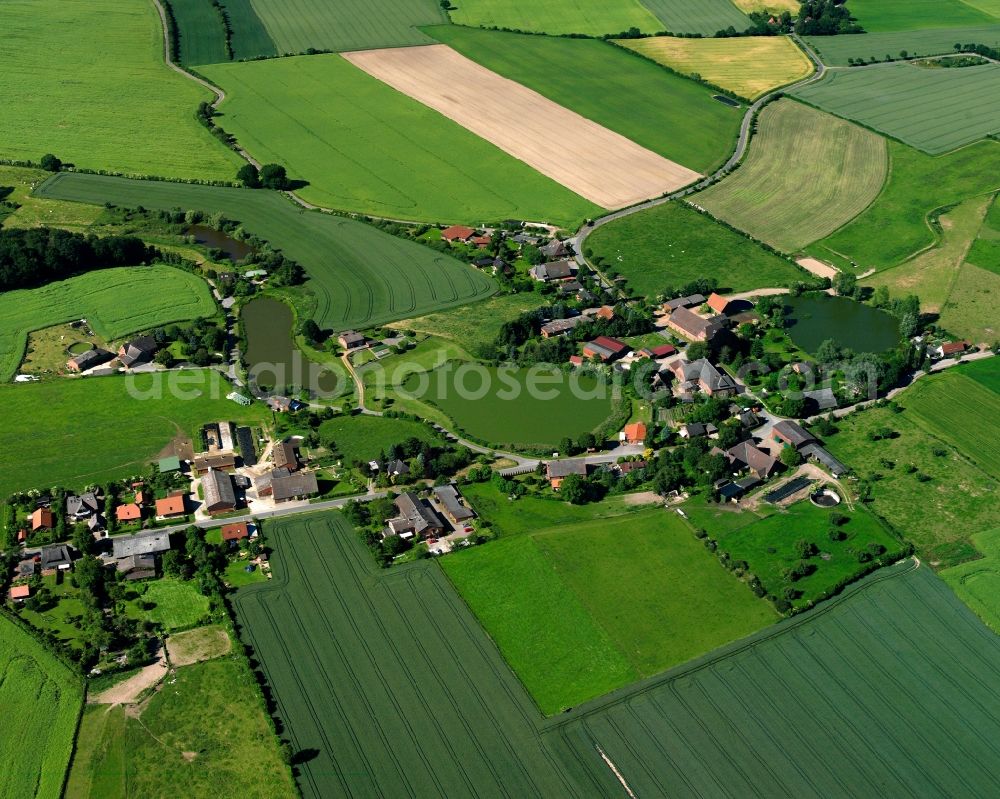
(403, 363), (617, 448)
(641, 0), (751, 35)
(0, 613), (83, 799)
(792, 62), (1000, 155)
(426, 26), (743, 174)
(0, 265), (217, 381)
(962, 355), (1000, 393)
(0, 371), (265, 498)
(966, 192), (1000, 274)
(0, 166), (104, 231)
(447, 0), (661, 36)
(824, 402), (999, 567)
(805, 24), (1000, 65)
(941, 527), (1000, 630)
(849, 0), (998, 31)
(939, 261), (1000, 342)
(697, 100), (887, 251)
(0, 0), (242, 182)
(17, 576), (89, 652)
(201, 55), (600, 226)
(168, 0), (230, 65)
(812, 139), (1000, 270)
(317, 414), (441, 465)
(35, 173), (496, 331)
(125, 578), (211, 631)
(66, 659), (295, 798)
(587, 200), (804, 296)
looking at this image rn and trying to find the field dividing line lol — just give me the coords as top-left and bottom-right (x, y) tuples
(596, 746), (637, 799)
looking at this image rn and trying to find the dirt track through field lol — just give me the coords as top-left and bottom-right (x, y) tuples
(342, 45), (701, 209)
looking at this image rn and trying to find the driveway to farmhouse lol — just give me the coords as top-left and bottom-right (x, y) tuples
(89, 651), (168, 705)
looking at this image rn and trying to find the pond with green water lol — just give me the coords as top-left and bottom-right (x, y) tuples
(784, 294), (901, 355)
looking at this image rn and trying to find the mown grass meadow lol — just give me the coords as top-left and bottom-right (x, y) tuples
(0, 266), (217, 381)
(36, 173), (496, 330)
(0, 0), (242, 181)
(0, 613), (83, 799)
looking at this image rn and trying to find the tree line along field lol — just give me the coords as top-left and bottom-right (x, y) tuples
(447, 0), (663, 36)
(0, 0), (242, 183)
(200, 55), (602, 226)
(0, 371), (265, 499)
(617, 35), (813, 100)
(166, 0), (233, 65)
(442, 509), (777, 714)
(36, 173), (496, 331)
(0, 614), (83, 799)
(805, 24), (1000, 66)
(695, 100), (888, 252)
(791, 62), (1000, 155)
(810, 139), (1000, 271)
(587, 200), (804, 296)
(0, 266), (216, 381)
(426, 26), (743, 176)
(849, 0), (1000, 31)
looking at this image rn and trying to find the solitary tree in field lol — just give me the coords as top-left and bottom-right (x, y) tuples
(237, 163), (260, 188)
(260, 163), (290, 190)
(39, 153), (62, 172)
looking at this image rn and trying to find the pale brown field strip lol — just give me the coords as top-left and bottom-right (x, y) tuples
(341, 45), (701, 209)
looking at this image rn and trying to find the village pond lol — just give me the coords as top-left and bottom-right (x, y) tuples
(186, 224), (252, 262)
(784, 294), (901, 355)
(241, 297), (340, 394)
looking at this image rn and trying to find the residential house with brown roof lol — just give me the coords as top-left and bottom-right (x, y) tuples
(221, 521), (250, 545)
(725, 442), (780, 480)
(666, 307), (725, 342)
(118, 336), (157, 368)
(273, 441), (299, 472)
(595, 305), (615, 321)
(384, 492), (445, 540)
(440, 225), (476, 243)
(545, 458), (588, 489)
(529, 259), (576, 282)
(338, 330), (366, 349)
(666, 358), (737, 397)
(30, 508), (54, 531)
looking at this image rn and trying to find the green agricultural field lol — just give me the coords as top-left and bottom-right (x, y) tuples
(805, 24), (1000, 65)
(966, 192), (1000, 274)
(447, 0), (662, 36)
(824, 402), (999, 566)
(167, 0), (230, 65)
(65, 658), (295, 799)
(904, 368), (1000, 479)
(0, 0), (242, 182)
(427, 27), (743, 174)
(36, 173), (496, 331)
(317, 414), (442, 465)
(618, 35), (813, 99)
(812, 139), (1000, 270)
(238, 0), (446, 54)
(939, 262), (1000, 342)
(696, 100), (887, 252)
(126, 578), (211, 631)
(695, 498), (905, 608)
(941, 527), (1000, 631)
(0, 371), (265, 499)
(220, 0), (278, 60)
(200, 55), (599, 226)
(963, 355), (1000, 393)
(0, 266), (217, 381)
(641, 0), (751, 35)
(587, 200), (804, 296)
(0, 613), (83, 799)
(444, 509), (776, 713)
(849, 0), (998, 31)
(403, 363), (617, 448)
(792, 62), (1000, 155)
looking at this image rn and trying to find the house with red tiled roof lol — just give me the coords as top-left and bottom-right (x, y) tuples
(440, 225), (476, 243)
(30, 508), (54, 531)
(706, 292), (731, 315)
(155, 495), (186, 518)
(583, 336), (628, 362)
(116, 503), (142, 523)
(620, 422), (647, 445)
(221, 522), (250, 545)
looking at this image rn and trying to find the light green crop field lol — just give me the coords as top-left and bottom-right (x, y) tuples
(641, 0), (751, 35)
(444, 509), (777, 713)
(618, 35), (813, 99)
(317, 414), (442, 465)
(0, 266), (217, 382)
(941, 528), (1000, 631)
(447, 0), (662, 36)
(0, 614), (83, 799)
(587, 200), (804, 296)
(427, 26), (743, 174)
(792, 62), (1000, 155)
(66, 659), (295, 799)
(812, 139), (1000, 270)
(849, 0), (998, 31)
(35, 173), (496, 331)
(805, 25), (1000, 65)
(221, 0), (278, 59)
(962, 353), (1000, 392)
(0, 0), (242, 182)
(126, 578), (211, 631)
(403, 364), (617, 448)
(0, 371), (265, 499)
(242, 0), (447, 53)
(201, 55), (599, 226)
(168, 0), (230, 65)
(824, 399), (1000, 567)
(696, 100), (887, 251)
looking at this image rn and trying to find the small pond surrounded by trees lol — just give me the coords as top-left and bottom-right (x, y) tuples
(186, 225), (252, 262)
(242, 297), (339, 394)
(784, 294), (901, 355)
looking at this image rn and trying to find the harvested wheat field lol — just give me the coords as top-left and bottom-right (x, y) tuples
(342, 45), (700, 208)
